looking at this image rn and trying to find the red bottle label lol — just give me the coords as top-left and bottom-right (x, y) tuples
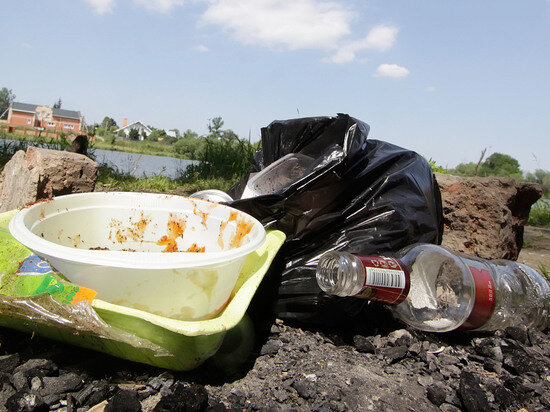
(458, 265), (496, 330)
(355, 256), (410, 305)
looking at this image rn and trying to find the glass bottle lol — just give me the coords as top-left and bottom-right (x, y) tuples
(316, 244), (550, 332)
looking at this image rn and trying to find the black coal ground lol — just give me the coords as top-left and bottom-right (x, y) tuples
(0, 303), (549, 412)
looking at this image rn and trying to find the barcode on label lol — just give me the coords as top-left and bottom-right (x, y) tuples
(365, 267), (405, 289)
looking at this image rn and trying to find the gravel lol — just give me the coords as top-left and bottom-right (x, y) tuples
(0, 310), (548, 411)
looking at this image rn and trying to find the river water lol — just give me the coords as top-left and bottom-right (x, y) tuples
(93, 148), (197, 178)
(0, 139), (197, 178)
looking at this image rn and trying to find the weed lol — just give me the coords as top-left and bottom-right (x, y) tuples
(538, 263), (550, 282)
(528, 200), (550, 227)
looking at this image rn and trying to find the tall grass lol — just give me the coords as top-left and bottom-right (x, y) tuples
(528, 200), (550, 227)
(96, 164), (235, 194)
(182, 136), (257, 180)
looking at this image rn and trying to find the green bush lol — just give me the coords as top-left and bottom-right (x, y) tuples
(528, 200), (550, 227)
(104, 134), (116, 145)
(128, 129), (140, 141)
(182, 136), (256, 181)
(427, 158), (446, 173)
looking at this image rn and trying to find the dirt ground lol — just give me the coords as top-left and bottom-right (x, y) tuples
(517, 226), (550, 270)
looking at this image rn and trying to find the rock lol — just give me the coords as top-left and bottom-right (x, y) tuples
(260, 339), (282, 355)
(147, 372), (173, 394)
(152, 382), (208, 412)
(503, 349), (546, 375)
(0, 147), (98, 212)
(292, 379), (315, 399)
(426, 384), (446, 406)
(13, 359), (57, 380)
(353, 335), (376, 354)
(435, 173), (541, 259)
(458, 371), (491, 412)
(382, 346), (408, 363)
(40, 372), (83, 397)
(387, 329), (414, 346)
(506, 326), (529, 345)
(105, 389), (142, 412)
(73, 383), (95, 406)
(10, 372), (28, 391)
(85, 385), (115, 407)
(0, 383), (16, 409)
(489, 383), (519, 409)
(0, 354), (20, 373)
(5, 390), (48, 412)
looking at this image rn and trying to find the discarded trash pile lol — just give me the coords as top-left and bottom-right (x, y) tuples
(0, 114), (547, 411)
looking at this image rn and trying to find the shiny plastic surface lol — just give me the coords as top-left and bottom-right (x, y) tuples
(228, 114), (444, 323)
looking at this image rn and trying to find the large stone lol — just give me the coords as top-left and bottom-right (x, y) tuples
(0, 147), (98, 212)
(435, 173), (542, 260)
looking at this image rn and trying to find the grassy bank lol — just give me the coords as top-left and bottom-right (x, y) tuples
(92, 138), (188, 159)
(0, 130), (188, 159)
(96, 164), (235, 194)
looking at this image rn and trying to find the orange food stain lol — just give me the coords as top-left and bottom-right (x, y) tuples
(157, 213), (186, 252)
(194, 205), (210, 228)
(230, 216), (254, 248)
(186, 243), (205, 253)
(218, 211), (239, 249)
(128, 212), (151, 241)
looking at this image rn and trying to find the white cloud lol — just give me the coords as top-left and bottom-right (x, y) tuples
(373, 63), (410, 78)
(83, 0), (115, 14)
(200, 0), (354, 51)
(327, 24), (398, 63)
(194, 44), (209, 52)
(20, 42), (32, 48)
(134, 0), (186, 13)
(426, 86), (436, 92)
(362, 24), (398, 51)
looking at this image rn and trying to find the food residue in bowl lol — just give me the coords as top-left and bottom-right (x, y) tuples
(109, 212), (152, 243)
(157, 213), (187, 252)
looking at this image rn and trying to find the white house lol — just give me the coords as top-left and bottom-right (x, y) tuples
(115, 120), (152, 140)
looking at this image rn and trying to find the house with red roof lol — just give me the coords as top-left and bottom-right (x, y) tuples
(7, 102), (85, 133)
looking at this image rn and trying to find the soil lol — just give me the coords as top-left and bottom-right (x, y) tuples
(0, 227), (548, 411)
(518, 226), (550, 269)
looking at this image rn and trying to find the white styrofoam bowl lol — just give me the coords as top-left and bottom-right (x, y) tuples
(9, 192), (266, 320)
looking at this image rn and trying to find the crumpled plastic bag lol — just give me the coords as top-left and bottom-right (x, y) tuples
(228, 114), (443, 323)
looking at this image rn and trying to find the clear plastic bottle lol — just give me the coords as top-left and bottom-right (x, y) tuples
(316, 244), (550, 332)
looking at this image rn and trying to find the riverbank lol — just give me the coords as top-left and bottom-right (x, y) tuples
(0, 131), (188, 159)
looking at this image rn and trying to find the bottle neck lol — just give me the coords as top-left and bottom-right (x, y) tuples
(316, 251), (411, 305)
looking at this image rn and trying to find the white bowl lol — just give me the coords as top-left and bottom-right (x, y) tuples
(9, 192), (266, 320)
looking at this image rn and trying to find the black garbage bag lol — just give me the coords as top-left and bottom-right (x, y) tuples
(228, 114), (443, 324)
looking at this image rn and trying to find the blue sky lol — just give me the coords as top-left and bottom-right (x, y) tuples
(2, 0), (549, 171)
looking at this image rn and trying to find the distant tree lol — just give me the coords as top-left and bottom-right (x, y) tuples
(117, 130), (126, 138)
(95, 127), (107, 137)
(101, 116), (117, 130)
(53, 98), (62, 109)
(109, 125), (118, 132)
(147, 128), (167, 141)
(0, 87), (15, 118)
(526, 169), (550, 196)
(479, 153), (522, 178)
(128, 128), (140, 140)
(182, 129), (198, 139)
(207, 117), (224, 139)
(86, 123), (99, 136)
(451, 162), (477, 176)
